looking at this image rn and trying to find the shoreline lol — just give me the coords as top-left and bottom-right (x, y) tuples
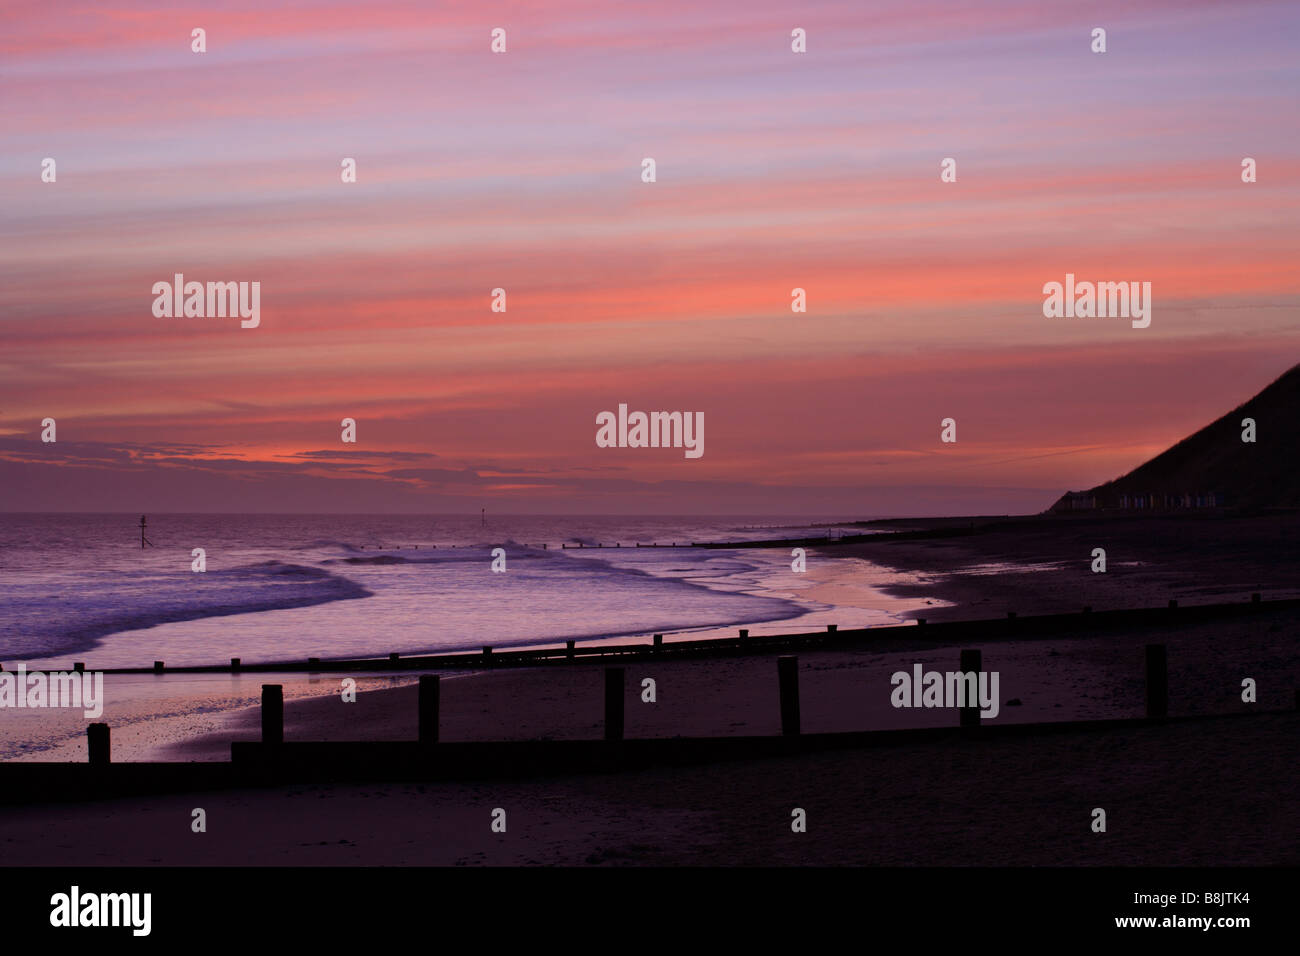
(816, 511), (1300, 621)
(10, 541), (826, 673)
(6, 512), (1298, 763)
(7, 594), (1293, 763)
(3, 514), (1297, 865)
(161, 599), (1300, 760)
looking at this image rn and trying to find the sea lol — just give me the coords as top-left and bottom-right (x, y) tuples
(0, 512), (917, 670)
(9, 513), (1234, 762)
(0, 513), (943, 760)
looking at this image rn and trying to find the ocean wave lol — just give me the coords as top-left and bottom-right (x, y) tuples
(327, 555), (414, 565)
(320, 542), (552, 567)
(290, 539), (367, 552)
(0, 562), (372, 661)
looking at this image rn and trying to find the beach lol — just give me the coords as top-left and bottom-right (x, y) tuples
(153, 596), (1300, 761)
(4, 712), (1296, 866)
(3, 512), (1298, 866)
(822, 512), (1300, 620)
(3, 598), (1297, 866)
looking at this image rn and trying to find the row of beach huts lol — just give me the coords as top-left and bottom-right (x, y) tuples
(1053, 490), (1226, 512)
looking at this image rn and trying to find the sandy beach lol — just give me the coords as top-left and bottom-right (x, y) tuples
(4, 602), (1296, 866)
(4, 711), (1296, 866)
(5, 513), (1297, 866)
(148, 598), (1300, 762)
(820, 512), (1300, 620)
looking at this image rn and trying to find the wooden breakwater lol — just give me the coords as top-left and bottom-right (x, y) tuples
(63, 593), (1297, 676)
(7, 711), (1296, 807)
(2, 644), (1297, 805)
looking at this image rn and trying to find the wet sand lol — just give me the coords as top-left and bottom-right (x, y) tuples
(151, 601), (1300, 762)
(822, 512), (1300, 621)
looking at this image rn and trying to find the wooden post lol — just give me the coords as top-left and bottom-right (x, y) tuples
(419, 675), (440, 745)
(827, 624), (837, 633)
(604, 667), (624, 742)
(262, 684), (284, 745)
(565, 639), (575, 659)
(1145, 644), (1168, 718)
(653, 633), (663, 652)
(917, 618), (926, 627)
(87, 723), (110, 765)
(483, 646), (493, 661)
(739, 628), (749, 638)
(230, 657), (241, 671)
(960, 649), (982, 729)
(153, 660), (164, 674)
(73, 662), (84, 673)
(389, 653), (399, 662)
(778, 656), (800, 735)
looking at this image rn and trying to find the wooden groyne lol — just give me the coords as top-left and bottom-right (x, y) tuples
(68, 593), (1296, 676)
(8, 711), (1295, 807)
(1, 641), (1296, 805)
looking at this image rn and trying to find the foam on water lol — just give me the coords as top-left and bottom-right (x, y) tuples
(0, 514), (881, 668)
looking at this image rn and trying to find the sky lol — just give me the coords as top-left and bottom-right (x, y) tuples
(1, 0), (1298, 515)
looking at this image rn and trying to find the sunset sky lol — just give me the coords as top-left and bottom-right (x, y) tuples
(2, 0), (1297, 514)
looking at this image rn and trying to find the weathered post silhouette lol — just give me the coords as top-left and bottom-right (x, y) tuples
(262, 684), (284, 745)
(87, 723), (110, 765)
(419, 675), (440, 745)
